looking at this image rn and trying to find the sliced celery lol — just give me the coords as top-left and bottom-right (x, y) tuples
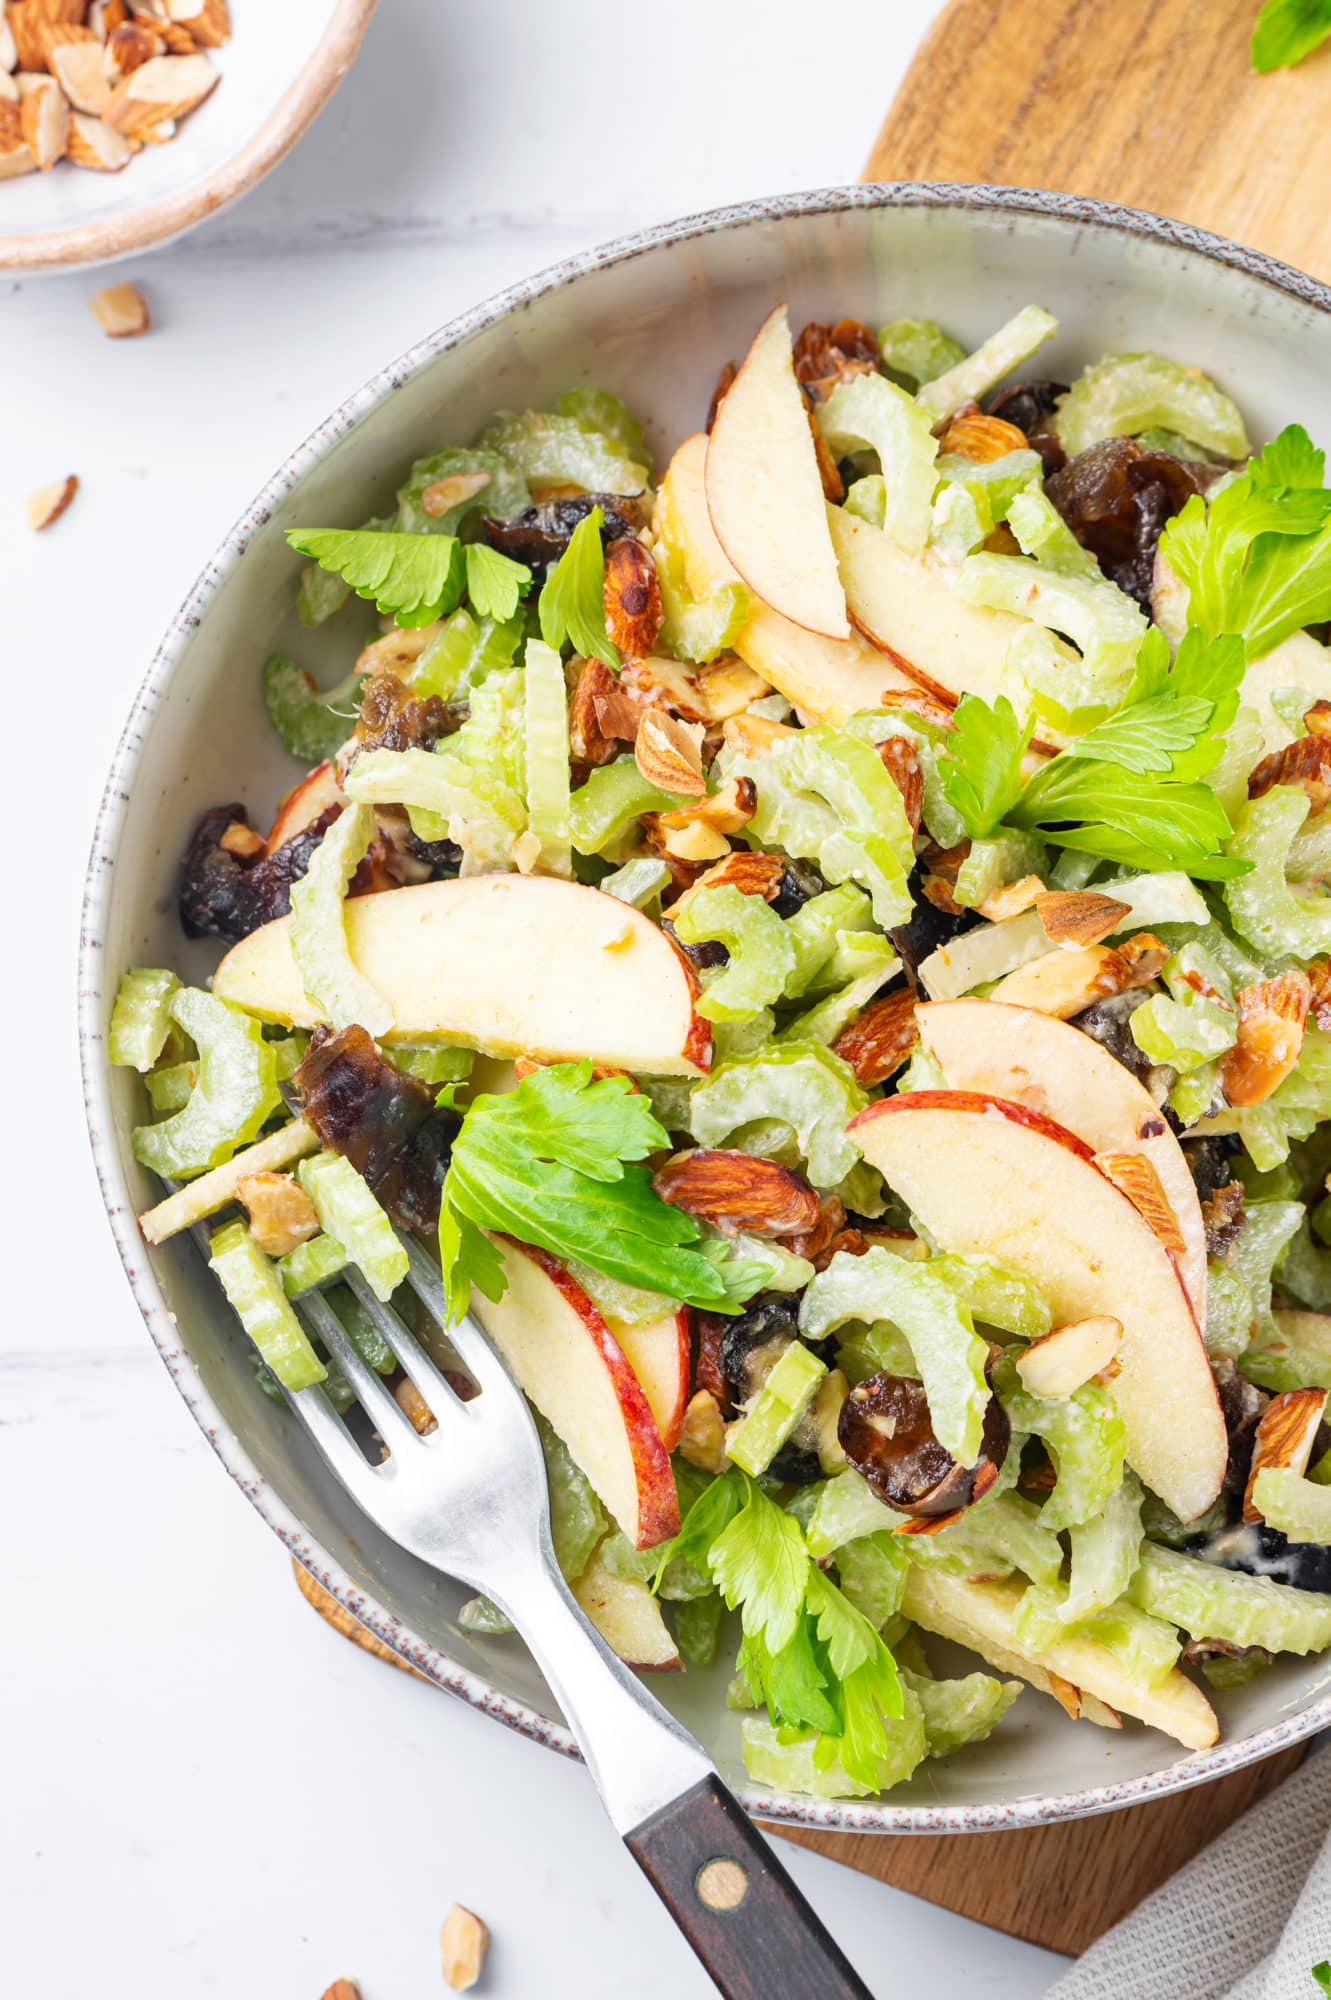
(538, 1414), (608, 1584)
(958, 546), (1145, 696)
(1129, 1543), (1331, 1654)
(413, 606), (524, 699)
(599, 856), (671, 908)
(691, 1042), (867, 1190)
(1224, 1198), (1305, 1347)
(396, 444), (527, 536)
(727, 1342), (828, 1477)
(902, 1665), (1021, 1759)
(844, 472), (886, 527)
(1129, 991), (1237, 1073)
(330, 1282), (396, 1374)
(723, 1235), (815, 1296)
(927, 1253), (1053, 1341)
(556, 387), (650, 469)
(1056, 351), (1249, 460)
(133, 989), (280, 1181)
(740, 1695), (927, 1800)
(902, 1492), (1062, 1588)
(781, 883), (876, 997)
(655, 524), (749, 663)
(673, 1592), (725, 1667)
(387, 1044), (474, 1087)
(1060, 1471), (1145, 1626)
(522, 638), (572, 877)
(917, 305), (1058, 419)
(298, 1150), (408, 1303)
(806, 1470), (904, 1559)
(568, 755), (684, 855)
(145, 1060), (197, 1115)
(262, 654), (358, 763)
(952, 833), (1049, 913)
(209, 1219), (326, 1391)
(1225, 788), (1331, 959)
(777, 944), (899, 1047)
(563, 1260), (673, 1330)
(288, 803), (393, 1037)
(279, 1231), (348, 1299)
(138, 1117), (318, 1245)
(1252, 1467), (1331, 1544)
(1014, 1582), (1181, 1685)
(996, 1359), (1126, 1534)
(835, 1532), (909, 1628)
(801, 1248), (991, 1466)
(458, 1595), (516, 1635)
(818, 376), (938, 552)
(675, 886), (797, 1024)
(109, 967), (180, 1072)
(1243, 1306), (1331, 1392)
(478, 409), (647, 495)
(877, 317), (965, 391)
(345, 746), (524, 871)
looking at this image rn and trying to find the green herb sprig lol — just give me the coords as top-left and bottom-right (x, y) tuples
(287, 527), (531, 631)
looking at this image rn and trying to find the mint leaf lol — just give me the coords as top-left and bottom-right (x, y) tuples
(1252, 0), (1331, 70)
(287, 528), (466, 629)
(939, 692), (1032, 838)
(538, 506), (620, 669)
(464, 542), (531, 622)
(438, 1062), (729, 1315)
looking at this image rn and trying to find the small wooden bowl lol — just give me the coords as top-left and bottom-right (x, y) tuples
(0, 0), (378, 272)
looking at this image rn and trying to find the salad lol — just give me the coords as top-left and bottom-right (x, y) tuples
(111, 295), (1331, 1801)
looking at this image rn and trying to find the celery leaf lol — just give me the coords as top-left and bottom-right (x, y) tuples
(538, 506), (621, 669)
(287, 527), (466, 629)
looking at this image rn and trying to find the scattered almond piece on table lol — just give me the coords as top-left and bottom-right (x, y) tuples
(441, 1904), (489, 1992)
(26, 475), (78, 531)
(91, 279), (150, 336)
(319, 1981), (362, 2000)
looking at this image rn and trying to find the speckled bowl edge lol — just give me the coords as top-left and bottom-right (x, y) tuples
(79, 181), (1331, 1834)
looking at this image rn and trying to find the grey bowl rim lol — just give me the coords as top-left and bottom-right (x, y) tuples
(78, 179), (1331, 1836)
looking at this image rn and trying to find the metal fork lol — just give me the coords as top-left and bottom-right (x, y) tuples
(270, 1236), (875, 1999)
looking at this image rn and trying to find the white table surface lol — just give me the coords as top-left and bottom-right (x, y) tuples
(4, 3), (1068, 1992)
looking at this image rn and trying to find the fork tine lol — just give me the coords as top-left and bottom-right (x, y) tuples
(300, 1288), (419, 1443)
(286, 1381), (387, 1497)
(341, 1266), (467, 1416)
(402, 1238), (514, 1397)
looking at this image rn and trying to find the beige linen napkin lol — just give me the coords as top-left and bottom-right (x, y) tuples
(1046, 1741), (1331, 2000)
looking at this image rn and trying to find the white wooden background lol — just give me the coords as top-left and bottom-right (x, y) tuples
(3, 3), (1067, 1992)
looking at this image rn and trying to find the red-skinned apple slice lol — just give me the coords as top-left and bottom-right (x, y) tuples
(471, 1238), (681, 1551)
(826, 504), (1066, 754)
(705, 305), (851, 641)
(571, 1546), (681, 1670)
(212, 875), (711, 1076)
(615, 1307), (691, 1451)
(917, 998), (1208, 1320)
(663, 433), (916, 722)
(265, 759), (344, 853)
(849, 1091), (1227, 1523)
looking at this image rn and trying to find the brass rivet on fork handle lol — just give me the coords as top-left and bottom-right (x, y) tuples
(696, 1859), (750, 1912)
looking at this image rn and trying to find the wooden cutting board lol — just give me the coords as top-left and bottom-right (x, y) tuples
(292, 0), (1324, 1955)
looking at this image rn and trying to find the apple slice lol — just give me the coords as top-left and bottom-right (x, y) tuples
(472, 1238), (680, 1551)
(663, 433), (915, 722)
(571, 1546), (681, 1670)
(917, 998), (1208, 1320)
(615, 1307), (691, 1451)
(705, 305), (850, 640)
(213, 874), (711, 1077)
(266, 759), (343, 853)
(827, 504), (1066, 753)
(850, 1091), (1227, 1522)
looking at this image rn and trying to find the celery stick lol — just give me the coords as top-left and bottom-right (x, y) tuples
(727, 1342), (827, 1477)
(209, 1220), (326, 1391)
(109, 967), (180, 1072)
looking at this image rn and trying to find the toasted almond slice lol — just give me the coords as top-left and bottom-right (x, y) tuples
(0, 69), (14, 97)
(678, 1388), (729, 1474)
(604, 537), (664, 658)
(19, 70), (64, 162)
(1092, 1151), (1187, 1254)
(879, 734), (923, 834)
(166, 0), (228, 43)
(88, 0), (131, 36)
(667, 847), (784, 913)
(104, 15), (158, 71)
(7, 4), (50, 71)
(0, 7), (15, 70)
(1243, 1387), (1328, 1524)
(104, 46), (213, 125)
(153, 14), (195, 51)
(657, 774), (756, 838)
(1223, 970), (1312, 1108)
(942, 410), (1030, 462)
(626, 654), (773, 727)
(234, 1171), (319, 1258)
(879, 685), (957, 732)
(440, 1905), (489, 1994)
(1017, 1316), (1123, 1399)
(567, 656), (630, 766)
(653, 1147), (821, 1238)
(319, 1983), (361, 2000)
(66, 104), (131, 164)
(634, 706), (706, 798)
(978, 873), (1046, 923)
(25, 474), (77, 530)
(90, 278), (150, 336)
(989, 933), (1167, 1020)
(832, 988), (920, 1087)
(50, 34), (109, 107)
(720, 711), (795, 754)
(1036, 889), (1132, 948)
(0, 93), (32, 167)
(1248, 730), (1331, 812)
(1080, 1694), (1124, 1729)
(1047, 1672), (1083, 1721)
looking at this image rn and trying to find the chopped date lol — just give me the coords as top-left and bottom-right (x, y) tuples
(354, 673), (464, 756)
(838, 1369), (1010, 1518)
(1201, 1179), (1246, 1260)
(481, 492), (650, 574)
(1213, 1357), (1267, 1496)
(987, 379), (1068, 434)
(1181, 1132), (1243, 1206)
(179, 802), (341, 944)
(295, 1025), (457, 1232)
(772, 857), (830, 918)
(1047, 436), (1212, 614)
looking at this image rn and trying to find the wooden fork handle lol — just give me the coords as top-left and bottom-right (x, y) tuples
(626, 1774), (875, 2000)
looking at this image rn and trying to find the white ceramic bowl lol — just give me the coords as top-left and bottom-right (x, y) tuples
(0, 0), (377, 271)
(80, 184), (1331, 1834)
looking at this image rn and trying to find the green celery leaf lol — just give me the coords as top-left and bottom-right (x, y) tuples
(464, 542), (532, 622)
(467, 1060), (668, 1181)
(287, 528), (466, 628)
(939, 692), (1032, 838)
(1250, 422), (1326, 488)
(1312, 1960), (1331, 1993)
(1252, 0), (1331, 70)
(538, 506), (620, 669)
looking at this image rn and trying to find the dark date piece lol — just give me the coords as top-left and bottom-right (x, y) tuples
(295, 1024), (457, 1233)
(1047, 436), (1212, 613)
(179, 803), (340, 945)
(481, 492), (650, 574)
(695, 1293), (824, 1484)
(354, 673), (464, 756)
(838, 1369), (1010, 1518)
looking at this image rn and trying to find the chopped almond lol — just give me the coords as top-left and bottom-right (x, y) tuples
(25, 474), (78, 530)
(989, 933), (1167, 1019)
(832, 989), (920, 1086)
(50, 36), (110, 109)
(667, 848), (784, 914)
(235, 1171), (319, 1257)
(394, 1376), (437, 1437)
(104, 15), (160, 73)
(567, 656), (625, 767)
(656, 774), (756, 839)
(979, 874), (1046, 922)
(1223, 970), (1311, 1108)
(678, 1388), (729, 1474)
(879, 686), (956, 732)
(1046, 1673), (1084, 1721)
(0, 93), (33, 172)
(66, 105), (132, 166)
(1248, 730), (1331, 812)
(90, 278), (150, 336)
(624, 653), (768, 727)
(643, 813), (729, 865)
(440, 1906), (489, 1994)
(1094, 1152), (1186, 1253)
(782, 1193), (848, 1267)
(1036, 889), (1132, 948)
(19, 71), (65, 167)
(104, 48), (216, 132)
(634, 706), (706, 799)
(720, 711), (795, 754)
(942, 410), (1029, 462)
(878, 734), (923, 834)
(218, 819), (264, 861)
(653, 1148), (821, 1238)
(166, 0), (230, 46)
(1017, 1316), (1123, 1398)
(603, 537), (664, 658)
(420, 468), (491, 519)
(353, 622), (439, 679)
(1243, 1387), (1328, 1523)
